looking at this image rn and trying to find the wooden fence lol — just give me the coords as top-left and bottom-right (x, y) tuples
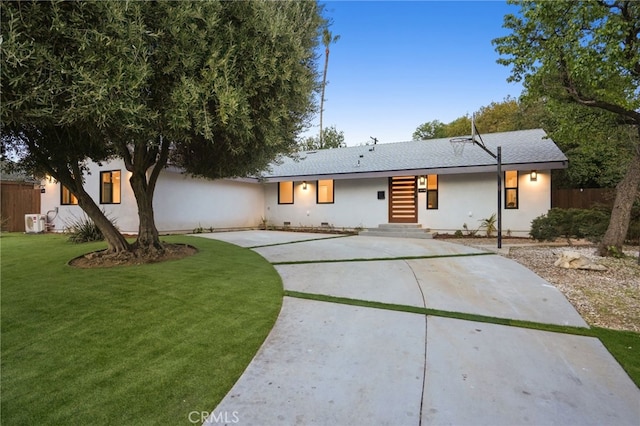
(1, 181), (42, 232)
(551, 188), (616, 210)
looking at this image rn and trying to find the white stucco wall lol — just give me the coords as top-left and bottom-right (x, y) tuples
(153, 172), (264, 232)
(40, 159), (139, 233)
(264, 171), (552, 236)
(418, 171), (551, 236)
(264, 178), (389, 229)
(40, 159), (264, 234)
(40, 159), (551, 237)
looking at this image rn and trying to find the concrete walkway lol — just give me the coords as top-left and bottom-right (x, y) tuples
(196, 231), (640, 426)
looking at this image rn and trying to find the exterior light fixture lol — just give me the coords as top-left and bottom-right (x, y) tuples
(417, 175), (427, 190)
(303, 181), (307, 190)
(530, 171), (537, 182)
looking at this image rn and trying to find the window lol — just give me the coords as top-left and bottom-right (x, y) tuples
(505, 170), (518, 209)
(278, 181), (294, 204)
(100, 170), (121, 204)
(426, 175), (438, 209)
(316, 179), (334, 204)
(61, 185), (78, 205)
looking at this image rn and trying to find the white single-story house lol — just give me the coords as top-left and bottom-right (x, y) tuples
(40, 129), (567, 237)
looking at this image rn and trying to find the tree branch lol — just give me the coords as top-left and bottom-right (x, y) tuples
(559, 56), (640, 124)
(147, 135), (169, 196)
(118, 140), (134, 172)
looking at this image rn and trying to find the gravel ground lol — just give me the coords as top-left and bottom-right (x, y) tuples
(447, 238), (640, 332)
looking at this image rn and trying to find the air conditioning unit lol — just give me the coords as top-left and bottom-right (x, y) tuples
(25, 214), (46, 233)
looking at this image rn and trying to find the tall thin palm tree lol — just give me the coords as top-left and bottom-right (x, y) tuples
(319, 28), (340, 149)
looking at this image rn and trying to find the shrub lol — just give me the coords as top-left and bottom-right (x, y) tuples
(478, 213), (497, 237)
(65, 212), (116, 243)
(573, 208), (609, 242)
(462, 223), (478, 237)
(530, 207), (615, 244)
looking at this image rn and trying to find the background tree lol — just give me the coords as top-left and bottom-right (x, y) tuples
(2, 1), (324, 256)
(474, 97), (522, 133)
(412, 120), (447, 140)
(493, 0), (640, 256)
(319, 28), (340, 149)
(443, 116), (473, 138)
(412, 97), (547, 141)
(299, 125), (345, 150)
(541, 99), (634, 189)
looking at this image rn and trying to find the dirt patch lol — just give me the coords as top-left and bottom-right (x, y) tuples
(506, 245), (640, 333)
(69, 243), (198, 268)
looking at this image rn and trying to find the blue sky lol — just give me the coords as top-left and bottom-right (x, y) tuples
(304, 0), (522, 146)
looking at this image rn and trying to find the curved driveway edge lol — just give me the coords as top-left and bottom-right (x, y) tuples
(196, 231), (640, 426)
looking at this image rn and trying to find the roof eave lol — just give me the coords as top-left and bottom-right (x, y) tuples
(262, 160), (568, 182)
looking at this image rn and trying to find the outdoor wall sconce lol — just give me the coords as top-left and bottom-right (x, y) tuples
(418, 175), (426, 189)
(302, 181), (307, 190)
(530, 170), (537, 182)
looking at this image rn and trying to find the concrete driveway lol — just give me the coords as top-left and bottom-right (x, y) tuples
(196, 231), (640, 426)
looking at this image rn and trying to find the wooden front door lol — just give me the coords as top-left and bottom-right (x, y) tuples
(388, 176), (417, 223)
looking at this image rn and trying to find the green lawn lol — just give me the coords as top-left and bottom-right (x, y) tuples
(1, 233), (283, 425)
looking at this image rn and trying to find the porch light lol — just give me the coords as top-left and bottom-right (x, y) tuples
(302, 181), (307, 190)
(530, 171), (537, 182)
(418, 175), (426, 189)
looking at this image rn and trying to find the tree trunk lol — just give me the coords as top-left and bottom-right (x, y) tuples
(122, 137), (170, 254)
(75, 187), (131, 253)
(52, 159), (131, 254)
(129, 169), (162, 252)
(319, 47), (329, 149)
(597, 143), (640, 256)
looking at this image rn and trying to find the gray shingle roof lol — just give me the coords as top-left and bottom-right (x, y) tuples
(263, 129), (567, 181)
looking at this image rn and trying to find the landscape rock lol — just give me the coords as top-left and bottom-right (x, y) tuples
(554, 250), (607, 271)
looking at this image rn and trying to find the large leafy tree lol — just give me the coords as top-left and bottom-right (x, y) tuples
(2, 1), (323, 255)
(412, 97), (548, 141)
(299, 125), (345, 150)
(493, 0), (640, 256)
(540, 99), (634, 189)
(2, 1), (149, 252)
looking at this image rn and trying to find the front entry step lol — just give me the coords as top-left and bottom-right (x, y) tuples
(359, 223), (433, 239)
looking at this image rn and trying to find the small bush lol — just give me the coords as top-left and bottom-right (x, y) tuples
(462, 223), (478, 237)
(478, 213), (497, 237)
(454, 229), (463, 238)
(530, 207), (611, 243)
(65, 212), (116, 243)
